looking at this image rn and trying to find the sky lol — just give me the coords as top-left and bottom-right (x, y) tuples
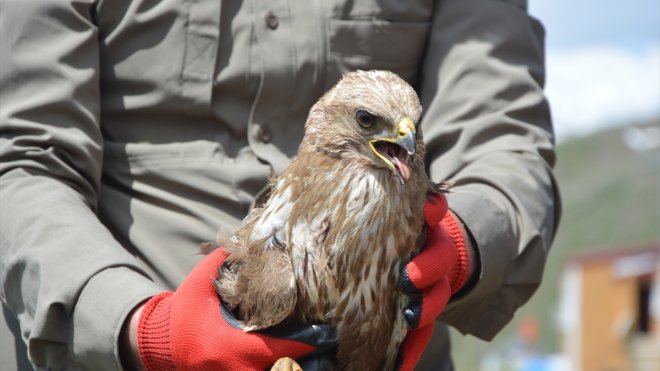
(529, 0), (660, 141)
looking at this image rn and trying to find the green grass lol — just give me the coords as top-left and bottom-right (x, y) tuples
(450, 119), (660, 369)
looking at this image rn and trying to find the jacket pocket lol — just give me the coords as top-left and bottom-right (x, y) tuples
(97, 0), (220, 111)
(327, 19), (431, 85)
(178, 0), (221, 106)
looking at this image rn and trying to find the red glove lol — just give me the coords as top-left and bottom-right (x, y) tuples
(395, 193), (470, 370)
(137, 248), (336, 371)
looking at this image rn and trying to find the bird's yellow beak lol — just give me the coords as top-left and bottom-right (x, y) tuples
(368, 117), (416, 179)
(394, 117), (416, 156)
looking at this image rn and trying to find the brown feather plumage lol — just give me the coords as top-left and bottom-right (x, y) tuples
(216, 70), (436, 370)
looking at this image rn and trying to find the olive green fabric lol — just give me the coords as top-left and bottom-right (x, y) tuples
(0, 0), (559, 369)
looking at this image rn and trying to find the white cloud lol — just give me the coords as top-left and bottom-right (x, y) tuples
(545, 45), (660, 141)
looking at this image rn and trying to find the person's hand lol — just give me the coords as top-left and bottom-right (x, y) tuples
(134, 248), (336, 371)
(395, 193), (470, 370)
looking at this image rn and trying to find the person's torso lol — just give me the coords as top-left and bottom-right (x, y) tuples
(95, 0), (435, 288)
(93, 1), (451, 368)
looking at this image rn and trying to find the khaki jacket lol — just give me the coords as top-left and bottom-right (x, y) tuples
(0, 0), (559, 369)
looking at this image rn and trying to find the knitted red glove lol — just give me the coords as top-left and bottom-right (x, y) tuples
(395, 193), (469, 370)
(137, 248), (336, 371)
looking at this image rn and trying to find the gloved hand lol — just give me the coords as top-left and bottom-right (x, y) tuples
(137, 248), (336, 371)
(395, 193), (470, 370)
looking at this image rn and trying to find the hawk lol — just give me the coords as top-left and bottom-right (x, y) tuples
(216, 70), (440, 370)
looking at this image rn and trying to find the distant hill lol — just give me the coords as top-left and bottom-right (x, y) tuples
(552, 119), (659, 253)
(450, 118), (660, 370)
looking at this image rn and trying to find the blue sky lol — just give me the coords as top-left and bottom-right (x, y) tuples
(529, 0), (660, 140)
(531, 0), (659, 53)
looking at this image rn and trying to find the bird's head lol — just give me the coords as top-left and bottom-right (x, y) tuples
(303, 70), (424, 184)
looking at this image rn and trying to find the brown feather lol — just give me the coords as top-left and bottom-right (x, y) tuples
(216, 70), (436, 370)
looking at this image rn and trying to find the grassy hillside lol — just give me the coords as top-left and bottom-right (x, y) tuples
(450, 119), (660, 370)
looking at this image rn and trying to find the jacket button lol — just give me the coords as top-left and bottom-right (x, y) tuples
(265, 11), (279, 30)
(258, 126), (273, 143)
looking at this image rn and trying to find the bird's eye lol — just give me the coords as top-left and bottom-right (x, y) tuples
(355, 110), (376, 129)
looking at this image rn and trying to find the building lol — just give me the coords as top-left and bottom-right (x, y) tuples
(559, 244), (659, 371)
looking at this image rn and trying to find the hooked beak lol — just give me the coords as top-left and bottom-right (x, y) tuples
(394, 117), (416, 157)
(368, 117), (417, 182)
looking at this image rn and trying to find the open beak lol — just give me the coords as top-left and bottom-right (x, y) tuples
(368, 117), (417, 182)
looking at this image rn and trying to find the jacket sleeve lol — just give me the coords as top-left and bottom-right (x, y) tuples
(419, 0), (561, 340)
(0, 1), (163, 369)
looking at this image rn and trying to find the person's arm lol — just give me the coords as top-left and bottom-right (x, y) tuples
(120, 302), (147, 371)
(0, 2), (163, 369)
(419, 0), (561, 340)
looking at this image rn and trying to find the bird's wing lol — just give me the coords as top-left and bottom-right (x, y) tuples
(244, 234), (298, 331)
(217, 190), (301, 330)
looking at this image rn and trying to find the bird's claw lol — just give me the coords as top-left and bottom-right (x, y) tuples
(271, 357), (303, 371)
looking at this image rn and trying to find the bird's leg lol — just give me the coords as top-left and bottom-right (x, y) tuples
(271, 357), (303, 371)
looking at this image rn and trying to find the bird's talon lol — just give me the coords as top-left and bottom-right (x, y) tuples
(271, 357), (303, 371)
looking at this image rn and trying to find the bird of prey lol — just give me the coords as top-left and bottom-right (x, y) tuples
(216, 70), (439, 370)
